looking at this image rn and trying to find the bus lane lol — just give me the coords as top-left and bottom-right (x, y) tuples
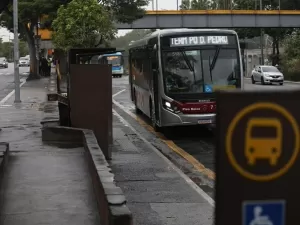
(112, 76), (300, 199)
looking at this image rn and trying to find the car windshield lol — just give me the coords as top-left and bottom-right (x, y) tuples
(262, 66), (279, 72)
(162, 48), (240, 94)
(20, 58), (27, 60)
(105, 56), (122, 66)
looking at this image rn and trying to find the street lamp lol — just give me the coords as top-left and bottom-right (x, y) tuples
(13, 0), (21, 103)
(260, 0), (264, 65)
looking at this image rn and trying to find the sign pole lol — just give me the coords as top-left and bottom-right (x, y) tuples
(13, 0), (21, 103)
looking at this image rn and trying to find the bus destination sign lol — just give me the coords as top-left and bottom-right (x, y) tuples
(170, 36), (229, 47)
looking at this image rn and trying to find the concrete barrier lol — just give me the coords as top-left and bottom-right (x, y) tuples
(41, 122), (133, 225)
(0, 142), (9, 188)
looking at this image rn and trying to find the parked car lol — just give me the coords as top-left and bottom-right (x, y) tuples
(251, 65), (284, 85)
(19, 57), (30, 67)
(0, 57), (8, 68)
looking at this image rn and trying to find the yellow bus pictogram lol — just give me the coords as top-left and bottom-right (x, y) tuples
(226, 102), (300, 181)
(245, 118), (282, 166)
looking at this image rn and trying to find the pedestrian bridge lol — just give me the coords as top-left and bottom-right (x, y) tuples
(116, 10), (300, 29)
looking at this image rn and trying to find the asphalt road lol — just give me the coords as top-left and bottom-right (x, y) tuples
(0, 63), (29, 101)
(112, 76), (300, 174)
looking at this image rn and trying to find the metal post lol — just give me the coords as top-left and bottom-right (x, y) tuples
(156, 0), (158, 10)
(36, 24), (40, 77)
(177, 0), (178, 10)
(260, 0), (264, 65)
(13, 0), (21, 103)
(152, 0), (154, 10)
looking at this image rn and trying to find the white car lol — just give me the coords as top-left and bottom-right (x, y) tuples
(251, 65), (284, 85)
(19, 57), (30, 67)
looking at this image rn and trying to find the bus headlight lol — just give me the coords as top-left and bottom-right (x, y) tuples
(162, 99), (181, 114)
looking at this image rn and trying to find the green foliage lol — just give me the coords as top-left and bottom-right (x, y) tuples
(110, 29), (152, 50)
(52, 0), (116, 51)
(0, 0), (71, 78)
(281, 32), (300, 81)
(99, 0), (148, 24)
(180, 0), (216, 10)
(0, 40), (29, 61)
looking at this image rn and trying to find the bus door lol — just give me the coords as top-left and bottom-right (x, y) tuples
(128, 52), (134, 101)
(150, 44), (160, 122)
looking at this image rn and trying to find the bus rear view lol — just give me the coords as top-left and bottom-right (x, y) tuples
(100, 52), (124, 78)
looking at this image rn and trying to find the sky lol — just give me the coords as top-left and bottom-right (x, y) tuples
(0, 0), (181, 42)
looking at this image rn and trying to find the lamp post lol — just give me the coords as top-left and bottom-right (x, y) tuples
(13, 0), (21, 103)
(260, 0), (264, 65)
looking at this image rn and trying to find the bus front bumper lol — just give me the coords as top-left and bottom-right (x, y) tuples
(160, 108), (216, 127)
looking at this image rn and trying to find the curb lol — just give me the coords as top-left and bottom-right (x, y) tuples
(41, 124), (132, 225)
(0, 142), (9, 188)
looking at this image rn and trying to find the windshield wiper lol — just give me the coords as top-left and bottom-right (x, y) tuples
(210, 46), (221, 72)
(180, 50), (197, 84)
(180, 50), (194, 72)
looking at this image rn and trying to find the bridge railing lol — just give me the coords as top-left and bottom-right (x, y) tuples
(145, 10), (300, 15)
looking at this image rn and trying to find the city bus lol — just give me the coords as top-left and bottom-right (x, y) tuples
(99, 52), (124, 78)
(128, 29), (244, 131)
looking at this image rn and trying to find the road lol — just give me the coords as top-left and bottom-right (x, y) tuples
(0, 63), (29, 101)
(112, 76), (300, 187)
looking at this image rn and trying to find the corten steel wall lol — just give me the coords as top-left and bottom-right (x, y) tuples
(69, 64), (112, 159)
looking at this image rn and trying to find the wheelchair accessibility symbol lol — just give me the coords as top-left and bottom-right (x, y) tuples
(243, 200), (285, 225)
(204, 85), (212, 93)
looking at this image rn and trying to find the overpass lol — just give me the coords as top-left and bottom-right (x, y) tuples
(116, 10), (300, 29)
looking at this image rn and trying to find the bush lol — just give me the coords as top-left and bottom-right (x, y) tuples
(281, 58), (300, 81)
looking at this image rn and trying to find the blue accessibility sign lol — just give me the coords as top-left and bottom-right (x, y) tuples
(204, 84), (212, 93)
(243, 200), (285, 225)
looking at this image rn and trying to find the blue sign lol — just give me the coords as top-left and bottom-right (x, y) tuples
(243, 200), (285, 225)
(204, 84), (212, 93)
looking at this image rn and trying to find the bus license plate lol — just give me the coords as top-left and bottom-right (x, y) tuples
(198, 119), (212, 124)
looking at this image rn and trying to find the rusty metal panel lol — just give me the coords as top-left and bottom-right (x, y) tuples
(69, 64), (112, 159)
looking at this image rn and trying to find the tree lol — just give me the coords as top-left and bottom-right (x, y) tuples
(0, 0), (71, 80)
(0, 40), (28, 61)
(99, 0), (148, 24)
(110, 29), (152, 50)
(52, 0), (116, 52)
(0, 0), (148, 79)
(281, 31), (300, 81)
(0, 0), (10, 13)
(180, 0), (214, 10)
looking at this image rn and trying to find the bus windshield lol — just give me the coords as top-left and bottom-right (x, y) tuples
(162, 48), (239, 94)
(105, 55), (122, 66)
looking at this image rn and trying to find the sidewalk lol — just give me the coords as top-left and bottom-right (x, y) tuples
(0, 78), (101, 225)
(0, 77), (214, 225)
(111, 111), (214, 224)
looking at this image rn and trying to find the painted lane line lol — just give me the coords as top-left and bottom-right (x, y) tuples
(113, 108), (215, 206)
(112, 89), (126, 97)
(0, 79), (26, 105)
(113, 98), (215, 180)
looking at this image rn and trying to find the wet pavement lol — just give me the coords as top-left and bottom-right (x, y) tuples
(111, 111), (213, 225)
(0, 79), (100, 225)
(112, 76), (300, 188)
